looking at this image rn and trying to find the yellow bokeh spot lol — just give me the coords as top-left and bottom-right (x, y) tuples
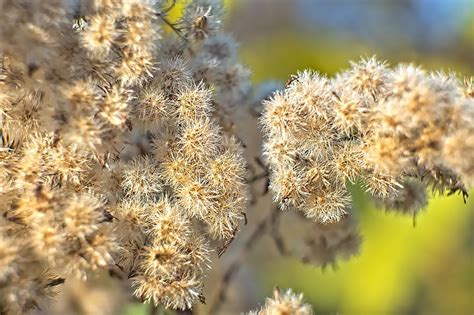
(261, 190), (472, 314)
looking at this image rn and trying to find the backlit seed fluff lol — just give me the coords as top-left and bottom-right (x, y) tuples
(294, 213), (362, 268)
(181, 0), (223, 41)
(202, 34), (238, 61)
(248, 288), (313, 315)
(175, 82), (213, 123)
(463, 77), (474, 97)
(374, 178), (428, 217)
(63, 194), (106, 238)
(0, 0), (250, 312)
(120, 155), (163, 200)
(262, 57), (472, 224)
(81, 14), (118, 57)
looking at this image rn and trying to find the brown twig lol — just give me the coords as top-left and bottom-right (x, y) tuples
(209, 207), (282, 314)
(269, 208), (289, 256)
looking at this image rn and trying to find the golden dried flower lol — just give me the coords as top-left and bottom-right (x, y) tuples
(262, 57), (472, 224)
(248, 288), (313, 315)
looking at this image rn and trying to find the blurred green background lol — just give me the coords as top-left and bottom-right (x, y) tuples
(230, 1), (473, 313)
(127, 0), (474, 314)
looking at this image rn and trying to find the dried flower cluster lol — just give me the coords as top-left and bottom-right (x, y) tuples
(279, 210), (362, 268)
(262, 57), (473, 223)
(247, 288), (313, 315)
(0, 0), (250, 312)
(0, 0), (472, 313)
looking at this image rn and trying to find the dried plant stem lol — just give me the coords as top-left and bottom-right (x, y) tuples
(210, 207), (282, 314)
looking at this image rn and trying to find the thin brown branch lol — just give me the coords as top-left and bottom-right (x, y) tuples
(209, 207), (281, 314)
